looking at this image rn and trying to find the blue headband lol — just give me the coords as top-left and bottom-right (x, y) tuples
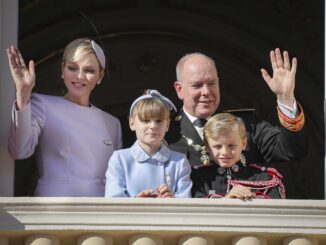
(129, 90), (177, 116)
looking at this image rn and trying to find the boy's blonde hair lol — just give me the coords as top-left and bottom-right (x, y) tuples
(129, 90), (170, 121)
(204, 113), (247, 140)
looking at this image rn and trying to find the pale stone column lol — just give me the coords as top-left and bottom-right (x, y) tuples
(0, 237), (9, 245)
(78, 234), (113, 245)
(283, 237), (318, 245)
(25, 235), (59, 245)
(129, 234), (163, 245)
(179, 235), (214, 245)
(0, 0), (17, 197)
(324, 0), (326, 199)
(232, 236), (267, 245)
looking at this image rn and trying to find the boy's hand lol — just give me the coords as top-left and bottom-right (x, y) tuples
(225, 185), (256, 200)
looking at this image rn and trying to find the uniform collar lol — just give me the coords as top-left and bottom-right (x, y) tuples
(214, 161), (243, 175)
(131, 141), (171, 163)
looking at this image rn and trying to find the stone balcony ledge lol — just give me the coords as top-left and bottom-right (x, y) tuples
(0, 198), (325, 235)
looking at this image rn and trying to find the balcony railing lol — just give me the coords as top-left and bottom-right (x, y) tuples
(0, 198), (325, 244)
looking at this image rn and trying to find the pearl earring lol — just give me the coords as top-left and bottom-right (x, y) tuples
(97, 80), (101, 85)
(61, 74), (64, 79)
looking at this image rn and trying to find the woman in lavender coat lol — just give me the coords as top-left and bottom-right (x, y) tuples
(7, 38), (122, 197)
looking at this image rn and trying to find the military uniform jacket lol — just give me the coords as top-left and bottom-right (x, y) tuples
(166, 108), (308, 168)
(191, 162), (285, 199)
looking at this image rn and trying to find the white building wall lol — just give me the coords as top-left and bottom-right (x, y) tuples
(0, 0), (18, 196)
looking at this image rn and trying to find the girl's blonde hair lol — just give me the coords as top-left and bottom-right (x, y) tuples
(204, 113), (247, 140)
(129, 90), (170, 121)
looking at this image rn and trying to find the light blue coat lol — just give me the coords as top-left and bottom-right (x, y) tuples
(105, 141), (192, 197)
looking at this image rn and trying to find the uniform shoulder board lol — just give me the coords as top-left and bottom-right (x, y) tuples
(223, 108), (256, 113)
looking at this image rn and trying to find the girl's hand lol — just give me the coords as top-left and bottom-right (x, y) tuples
(157, 184), (174, 198)
(136, 189), (158, 198)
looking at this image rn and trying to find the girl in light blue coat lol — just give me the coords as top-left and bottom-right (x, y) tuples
(105, 89), (192, 198)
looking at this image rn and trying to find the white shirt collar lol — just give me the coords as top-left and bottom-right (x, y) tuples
(182, 107), (199, 123)
(182, 107), (209, 139)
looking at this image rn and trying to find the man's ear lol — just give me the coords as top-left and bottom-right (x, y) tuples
(129, 117), (135, 131)
(174, 81), (184, 100)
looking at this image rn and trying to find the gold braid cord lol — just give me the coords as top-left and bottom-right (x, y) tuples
(277, 103), (305, 132)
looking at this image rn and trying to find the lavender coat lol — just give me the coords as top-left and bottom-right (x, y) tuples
(8, 93), (122, 197)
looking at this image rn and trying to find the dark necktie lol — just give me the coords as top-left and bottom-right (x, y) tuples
(193, 118), (207, 128)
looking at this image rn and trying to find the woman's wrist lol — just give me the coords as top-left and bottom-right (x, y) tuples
(16, 89), (32, 110)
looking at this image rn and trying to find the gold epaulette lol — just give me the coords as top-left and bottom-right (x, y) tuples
(277, 103), (305, 132)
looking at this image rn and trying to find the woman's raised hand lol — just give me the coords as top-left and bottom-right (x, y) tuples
(7, 46), (35, 109)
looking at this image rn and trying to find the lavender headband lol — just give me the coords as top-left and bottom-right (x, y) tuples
(129, 89), (177, 116)
(91, 40), (106, 69)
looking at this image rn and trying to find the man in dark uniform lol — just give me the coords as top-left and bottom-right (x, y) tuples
(166, 49), (308, 170)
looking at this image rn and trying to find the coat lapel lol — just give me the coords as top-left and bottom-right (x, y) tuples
(180, 111), (203, 145)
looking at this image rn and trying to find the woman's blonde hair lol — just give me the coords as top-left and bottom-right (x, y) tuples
(62, 38), (103, 70)
(129, 90), (170, 121)
(204, 113), (247, 140)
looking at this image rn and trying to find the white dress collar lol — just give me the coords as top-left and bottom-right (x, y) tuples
(131, 141), (171, 164)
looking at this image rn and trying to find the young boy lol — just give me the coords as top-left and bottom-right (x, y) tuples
(192, 113), (285, 199)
